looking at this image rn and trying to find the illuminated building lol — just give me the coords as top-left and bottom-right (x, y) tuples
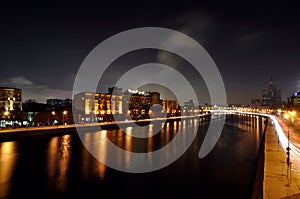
(0, 86), (22, 111)
(73, 87), (184, 122)
(73, 92), (96, 122)
(94, 87), (123, 121)
(162, 99), (179, 117)
(287, 91), (300, 110)
(0, 86), (22, 127)
(73, 87), (124, 122)
(107, 87), (123, 115)
(124, 90), (161, 119)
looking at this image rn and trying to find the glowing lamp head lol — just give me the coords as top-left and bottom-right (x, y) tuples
(284, 113), (290, 119)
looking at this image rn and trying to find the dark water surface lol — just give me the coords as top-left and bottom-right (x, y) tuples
(0, 113), (266, 199)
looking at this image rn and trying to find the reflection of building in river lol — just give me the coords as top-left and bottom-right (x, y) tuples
(0, 142), (18, 199)
(47, 135), (71, 192)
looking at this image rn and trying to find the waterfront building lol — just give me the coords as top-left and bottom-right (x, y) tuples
(0, 86), (22, 127)
(22, 99), (73, 126)
(46, 98), (72, 108)
(73, 87), (124, 122)
(73, 92), (96, 122)
(162, 99), (180, 117)
(0, 86), (22, 111)
(182, 98), (196, 115)
(73, 86), (203, 122)
(287, 90), (300, 110)
(95, 87), (123, 121)
(73, 87), (183, 122)
(22, 100), (51, 126)
(124, 90), (162, 119)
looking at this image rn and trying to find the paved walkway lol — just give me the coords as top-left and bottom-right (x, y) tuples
(264, 117), (300, 199)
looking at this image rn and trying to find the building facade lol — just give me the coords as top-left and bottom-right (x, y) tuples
(0, 86), (22, 127)
(162, 99), (180, 117)
(287, 91), (300, 110)
(73, 92), (96, 122)
(73, 87), (196, 122)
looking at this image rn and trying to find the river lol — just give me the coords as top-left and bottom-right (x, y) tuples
(0, 113), (267, 199)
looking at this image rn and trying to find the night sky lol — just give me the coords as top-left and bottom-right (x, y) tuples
(0, 1), (299, 105)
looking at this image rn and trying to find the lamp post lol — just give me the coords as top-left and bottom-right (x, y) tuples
(4, 110), (9, 117)
(51, 111), (58, 127)
(63, 111), (67, 125)
(291, 111), (296, 126)
(2, 111), (9, 128)
(284, 113), (292, 185)
(287, 128), (291, 184)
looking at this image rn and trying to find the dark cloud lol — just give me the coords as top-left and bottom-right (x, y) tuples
(237, 32), (263, 44)
(1, 76), (71, 103)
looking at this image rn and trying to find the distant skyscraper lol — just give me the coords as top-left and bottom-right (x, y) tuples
(251, 76), (282, 110)
(265, 76), (282, 108)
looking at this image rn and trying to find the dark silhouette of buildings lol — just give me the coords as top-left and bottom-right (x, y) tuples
(22, 98), (73, 126)
(287, 90), (300, 111)
(251, 77), (282, 111)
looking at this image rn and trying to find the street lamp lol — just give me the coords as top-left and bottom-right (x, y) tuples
(63, 111), (67, 125)
(284, 113), (292, 184)
(291, 111), (296, 126)
(4, 110), (9, 116)
(2, 111), (10, 127)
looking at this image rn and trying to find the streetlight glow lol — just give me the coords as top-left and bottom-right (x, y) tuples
(284, 113), (290, 119)
(63, 110), (68, 125)
(4, 111), (9, 116)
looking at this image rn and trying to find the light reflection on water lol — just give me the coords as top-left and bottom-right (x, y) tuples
(47, 135), (71, 192)
(0, 142), (18, 199)
(0, 114), (266, 199)
(81, 131), (108, 180)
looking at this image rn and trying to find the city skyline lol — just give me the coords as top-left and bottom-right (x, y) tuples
(0, 1), (299, 104)
(0, 75), (288, 106)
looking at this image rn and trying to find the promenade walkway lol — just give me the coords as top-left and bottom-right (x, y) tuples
(0, 113), (211, 139)
(264, 115), (300, 199)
